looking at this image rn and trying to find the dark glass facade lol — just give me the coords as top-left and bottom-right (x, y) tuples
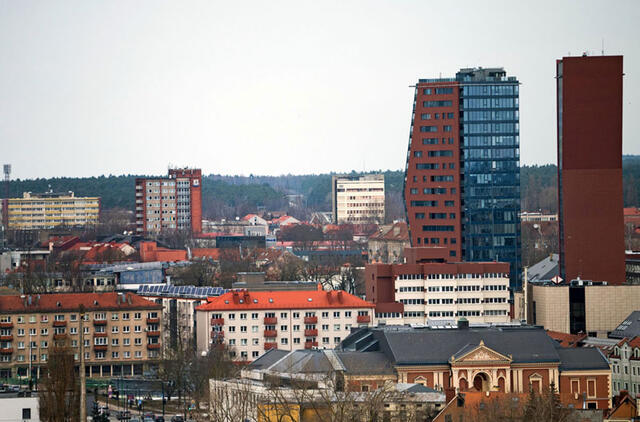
(458, 69), (521, 289)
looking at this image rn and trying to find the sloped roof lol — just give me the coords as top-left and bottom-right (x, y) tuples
(546, 330), (587, 348)
(527, 254), (559, 282)
(341, 326), (564, 366)
(610, 311), (640, 339)
(336, 351), (395, 375)
(369, 222), (409, 242)
(0, 292), (161, 313)
(196, 289), (375, 312)
(556, 347), (610, 371)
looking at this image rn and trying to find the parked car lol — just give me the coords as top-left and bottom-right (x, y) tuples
(129, 418), (141, 422)
(155, 417), (165, 422)
(118, 410), (131, 420)
(170, 416), (184, 422)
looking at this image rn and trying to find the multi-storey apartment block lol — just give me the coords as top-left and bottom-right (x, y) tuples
(0, 191), (100, 230)
(195, 289), (375, 361)
(0, 292), (162, 379)
(366, 250), (510, 325)
(135, 168), (202, 235)
(405, 68), (521, 288)
(331, 174), (385, 224)
(610, 337), (640, 398)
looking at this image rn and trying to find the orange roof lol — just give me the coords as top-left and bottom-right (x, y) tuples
(546, 330), (587, 348)
(0, 292), (161, 313)
(624, 207), (640, 216)
(242, 214), (259, 221)
(192, 248), (221, 260)
(196, 289), (375, 312)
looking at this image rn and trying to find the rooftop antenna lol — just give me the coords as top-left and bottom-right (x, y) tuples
(601, 38), (605, 55)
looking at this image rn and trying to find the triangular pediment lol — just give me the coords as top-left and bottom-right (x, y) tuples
(450, 342), (512, 364)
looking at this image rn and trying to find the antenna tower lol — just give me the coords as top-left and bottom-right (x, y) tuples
(2, 164), (10, 229)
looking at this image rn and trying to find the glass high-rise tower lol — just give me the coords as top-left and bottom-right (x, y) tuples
(404, 67), (522, 288)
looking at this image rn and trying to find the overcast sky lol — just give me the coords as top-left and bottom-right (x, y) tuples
(1, 0), (639, 179)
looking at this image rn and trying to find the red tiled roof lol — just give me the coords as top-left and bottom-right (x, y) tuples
(546, 330), (587, 348)
(623, 207), (640, 216)
(192, 248), (221, 260)
(0, 292), (161, 313)
(196, 289), (375, 312)
(242, 214), (259, 221)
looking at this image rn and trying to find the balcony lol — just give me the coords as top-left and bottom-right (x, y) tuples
(357, 315), (371, 323)
(94, 332), (108, 338)
(147, 331), (161, 337)
(93, 319), (107, 326)
(0, 348), (13, 354)
(53, 320), (67, 327)
(53, 333), (68, 340)
(147, 343), (161, 350)
(211, 330), (224, 338)
(264, 342), (278, 351)
(303, 316), (317, 324)
(304, 329), (318, 337)
(304, 341), (318, 350)
(263, 317), (277, 325)
(263, 329), (277, 338)
(0, 322), (13, 329)
(0, 335), (13, 341)
(210, 318), (224, 326)
(94, 345), (108, 351)
(147, 317), (160, 325)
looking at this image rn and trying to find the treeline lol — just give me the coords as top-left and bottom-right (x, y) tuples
(7, 157), (640, 218)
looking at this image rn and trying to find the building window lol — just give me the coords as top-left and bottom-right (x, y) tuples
(22, 408), (31, 420)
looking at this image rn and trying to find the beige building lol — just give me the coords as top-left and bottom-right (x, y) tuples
(195, 289), (375, 361)
(522, 281), (640, 337)
(332, 174), (385, 224)
(0, 191), (99, 230)
(0, 292), (162, 379)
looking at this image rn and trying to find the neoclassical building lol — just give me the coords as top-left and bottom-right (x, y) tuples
(339, 323), (612, 410)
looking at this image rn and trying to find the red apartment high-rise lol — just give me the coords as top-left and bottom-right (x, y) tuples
(557, 55), (625, 285)
(136, 168), (202, 235)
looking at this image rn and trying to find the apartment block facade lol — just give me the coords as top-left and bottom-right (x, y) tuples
(0, 191), (100, 230)
(0, 292), (162, 379)
(556, 55), (625, 285)
(331, 174), (385, 224)
(366, 260), (511, 326)
(610, 337), (640, 398)
(405, 68), (521, 288)
(195, 289), (375, 361)
(135, 168), (202, 235)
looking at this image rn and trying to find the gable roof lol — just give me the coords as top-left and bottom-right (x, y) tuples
(546, 330), (587, 348)
(527, 254), (560, 282)
(196, 289), (375, 312)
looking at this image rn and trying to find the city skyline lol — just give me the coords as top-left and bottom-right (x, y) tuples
(1, 1), (639, 180)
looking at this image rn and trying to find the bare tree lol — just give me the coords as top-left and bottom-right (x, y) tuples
(39, 342), (80, 422)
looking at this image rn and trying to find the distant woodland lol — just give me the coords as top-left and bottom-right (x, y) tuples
(6, 156), (640, 222)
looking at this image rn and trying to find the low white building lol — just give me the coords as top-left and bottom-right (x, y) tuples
(0, 393), (39, 422)
(367, 261), (511, 326)
(195, 289), (375, 361)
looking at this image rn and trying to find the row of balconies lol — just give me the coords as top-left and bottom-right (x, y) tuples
(210, 315), (369, 327)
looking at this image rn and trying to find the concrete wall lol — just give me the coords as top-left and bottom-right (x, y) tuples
(585, 285), (640, 337)
(530, 284), (570, 333)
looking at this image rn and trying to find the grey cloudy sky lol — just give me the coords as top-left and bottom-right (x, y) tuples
(1, 0), (639, 179)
